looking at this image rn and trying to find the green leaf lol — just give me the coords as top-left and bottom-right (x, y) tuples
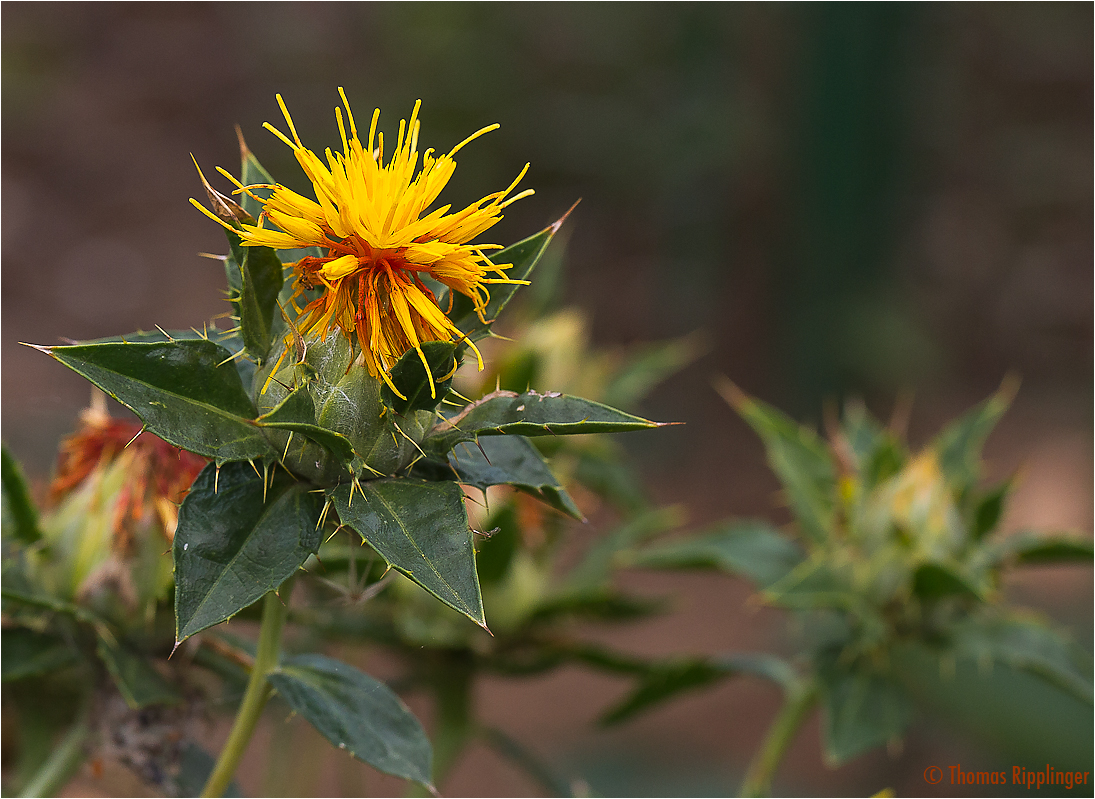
(453, 221), (562, 340)
(892, 640), (1093, 769)
(426, 390), (665, 455)
(381, 341), (458, 414)
(717, 652), (800, 691)
(912, 562), (982, 601)
(255, 384), (355, 463)
(220, 142), (280, 344)
(1, 628), (79, 681)
(600, 658), (732, 726)
(574, 446), (651, 515)
(988, 531), (1094, 566)
(173, 742), (242, 798)
(601, 332), (703, 410)
(954, 616), (1092, 705)
(95, 636), (181, 708)
(530, 591), (665, 624)
(717, 380), (836, 544)
(563, 507), (684, 594)
(628, 520), (804, 589)
(2, 444), (41, 544)
(971, 478), (1012, 540)
(39, 340), (272, 465)
(329, 478), (484, 627)
(268, 653), (433, 788)
(449, 435), (582, 520)
(236, 243), (284, 361)
(174, 462), (323, 642)
(933, 378), (1017, 493)
(91, 326), (257, 390)
(238, 140), (275, 221)
(819, 665), (912, 765)
(762, 558), (862, 612)
(840, 400), (906, 488)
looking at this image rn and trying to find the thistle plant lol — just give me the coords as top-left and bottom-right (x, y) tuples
(605, 379), (1093, 795)
(289, 299), (701, 793)
(18, 89), (668, 796)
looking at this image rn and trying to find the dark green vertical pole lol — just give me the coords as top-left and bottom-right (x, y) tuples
(780, 2), (916, 412)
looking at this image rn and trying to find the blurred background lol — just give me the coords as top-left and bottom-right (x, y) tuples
(2, 3), (1091, 796)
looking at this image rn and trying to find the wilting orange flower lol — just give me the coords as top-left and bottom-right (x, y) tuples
(51, 399), (207, 546)
(193, 88), (534, 397)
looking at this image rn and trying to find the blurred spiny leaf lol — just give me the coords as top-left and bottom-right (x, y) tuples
(716, 377), (836, 544)
(2, 444), (41, 544)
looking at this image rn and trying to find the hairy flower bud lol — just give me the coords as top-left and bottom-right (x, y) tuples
(254, 332), (433, 485)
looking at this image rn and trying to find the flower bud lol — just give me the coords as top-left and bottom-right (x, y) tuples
(254, 332), (434, 485)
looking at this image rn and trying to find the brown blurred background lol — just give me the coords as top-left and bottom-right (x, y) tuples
(3, 3), (1091, 796)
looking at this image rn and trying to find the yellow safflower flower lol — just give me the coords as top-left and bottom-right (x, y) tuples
(193, 88), (533, 397)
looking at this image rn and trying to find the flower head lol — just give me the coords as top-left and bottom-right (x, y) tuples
(51, 397), (207, 547)
(193, 89), (534, 396)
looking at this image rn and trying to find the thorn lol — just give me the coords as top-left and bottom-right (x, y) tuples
(317, 499), (333, 530)
(248, 459), (261, 479)
(217, 348), (248, 367)
(20, 342), (55, 356)
(550, 198), (582, 234)
(214, 464), (221, 494)
(124, 425), (146, 449)
(391, 418), (427, 460)
(170, 640), (182, 659)
(283, 431), (294, 462)
(155, 324), (176, 342)
(198, 252), (229, 261)
(474, 437), (492, 465)
(235, 123), (252, 159)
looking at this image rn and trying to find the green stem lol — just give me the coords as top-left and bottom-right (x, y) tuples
(201, 580), (294, 798)
(739, 679), (819, 798)
(18, 703), (90, 798)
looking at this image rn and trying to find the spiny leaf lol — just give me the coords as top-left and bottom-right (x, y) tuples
(269, 654), (433, 788)
(381, 341), (458, 414)
(36, 339), (272, 465)
(911, 562), (982, 601)
(96, 636), (181, 708)
(236, 242), (284, 361)
(715, 377), (836, 544)
(174, 462), (323, 642)
(628, 520), (804, 589)
(932, 377), (1018, 493)
(819, 665), (912, 765)
(448, 435), (582, 520)
(2, 444), (42, 544)
(600, 659), (734, 726)
(451, 209), (574, 340)
(987, 531), (1093, 567)
(255, 384), (355, 464)
(426, 389), (666, 455)
(329, 478), (485, 627)
(1, 628), (79, 681)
